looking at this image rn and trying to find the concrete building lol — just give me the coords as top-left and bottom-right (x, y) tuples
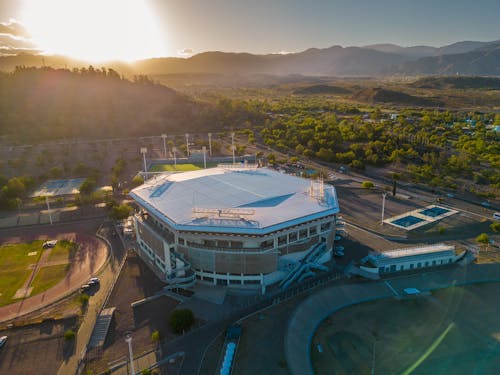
(129, 165), (340, 293)
(360, 244), (465, 275)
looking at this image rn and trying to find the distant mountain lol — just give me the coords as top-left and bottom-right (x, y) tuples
(393, 43), (500, 76)
(1, 39), (499, 77)
(413, 76), (500, 89)
(352, 87), (444, 107)
(293, 84), (351, 95)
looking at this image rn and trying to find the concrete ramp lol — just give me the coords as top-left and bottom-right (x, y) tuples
(88, 307), (115, 349)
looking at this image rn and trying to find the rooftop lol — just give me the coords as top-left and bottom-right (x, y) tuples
(130, 166), (339, 234)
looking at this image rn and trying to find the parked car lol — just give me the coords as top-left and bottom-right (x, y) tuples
(88, 277), (100, 286)
(43, 240), (58, 249)
(80, 284), (91, 293)
(0, 336), (7, 348)
(481, 201), (491, 208)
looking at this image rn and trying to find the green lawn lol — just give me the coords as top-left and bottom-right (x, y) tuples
(0, 240), (43, 306)
(31, 264), (70, 295)
(149, 163), (218, 172)
(48, 240), (78, 262)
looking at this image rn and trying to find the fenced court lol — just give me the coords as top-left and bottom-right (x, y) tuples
(31, 178), (86, 197)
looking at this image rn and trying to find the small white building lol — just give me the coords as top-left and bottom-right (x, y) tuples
(361, 244), (465, 275)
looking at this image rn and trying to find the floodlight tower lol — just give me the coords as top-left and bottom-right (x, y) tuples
(161, 134), (167, 159)
(185, 133), (190, 157)
(202, 146), (207, 169)
(140, 147), (147, 179)
(208, 132), (212, 156)
(124, 332), (135, 375)
(45, 195), (53, 225)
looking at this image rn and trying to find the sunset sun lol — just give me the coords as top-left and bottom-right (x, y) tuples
(20, 0), (166, 62)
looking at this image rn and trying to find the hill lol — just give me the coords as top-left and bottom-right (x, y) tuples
(352, 87), (443, 107)
(0, 66), (214, 142)
(413, 76), (500, 89)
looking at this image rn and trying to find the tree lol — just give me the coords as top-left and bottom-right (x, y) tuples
(79, 177), (97, 195)
(151, 330), (160, 343)
(64, 329), (76, 341)
(108, 204), (133, 221)
(131, 175), (144, 188)
(490, 222), (500, 232)
(169, 309), (195, 334)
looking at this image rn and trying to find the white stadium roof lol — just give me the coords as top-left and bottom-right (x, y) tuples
(130, 166), (339, 235)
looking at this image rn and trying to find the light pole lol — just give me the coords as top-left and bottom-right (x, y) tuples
(172, 146), (177, 166)
(161, 134), (167, 159)
(208, 132), (212, 156)
(45, 195), (53, 225)
(124, 332), (135, 375)
(140, 147), (147, 180)
(202, 146), (207, 169)
(381, 192), (387, 225)
(185, 133), (190, 157)
(231, 132), (235, 164)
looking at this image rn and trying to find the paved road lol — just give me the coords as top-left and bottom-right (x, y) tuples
(284, 263), (500, 375)
(0, 222), (109, 323)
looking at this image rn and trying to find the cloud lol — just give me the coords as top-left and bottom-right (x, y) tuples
(0, 19), (39, 56)
(177, 48), (194, 57)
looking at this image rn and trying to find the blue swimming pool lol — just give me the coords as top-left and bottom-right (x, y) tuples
(391, 215), (425, 228)
(419, 206), (450, 218)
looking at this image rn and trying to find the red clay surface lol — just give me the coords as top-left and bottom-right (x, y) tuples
(0, 222), (109, 322)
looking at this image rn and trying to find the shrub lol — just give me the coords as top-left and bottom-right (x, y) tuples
(361, 181), (374, 189)
(476, 233), (489, 244)
(151, 330), (160, 343)
(490, 222), (500, 232)
(169, 309), (195, 334)
(64, 329), (76, 341)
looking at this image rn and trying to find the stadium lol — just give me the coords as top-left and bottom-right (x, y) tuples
(129, 165), (340, 293)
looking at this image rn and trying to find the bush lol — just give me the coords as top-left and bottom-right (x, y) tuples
(476, 233), (489, 244)
(361, 181), (374, 189)
(490, 222), (500, 232)
(169, 309), (195, 334)
(64, 329), (76, 341)
(151, 330), (160, 343)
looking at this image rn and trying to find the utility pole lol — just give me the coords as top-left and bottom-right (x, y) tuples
(208, 132), (212, 156)
(172, 146), (177, 166)
(202, 146), (207, 169)
(45, 196), (53, 225)
(124, 332), (135, 375)
(185, 133), (190, 157)
(381, 192), (387, 225)
(231, 132), (235, 164)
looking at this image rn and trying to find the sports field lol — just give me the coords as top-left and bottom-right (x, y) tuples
(149, 162), (218, 172)
(0, 240), (76, 306)
(311, 283), (500, 375)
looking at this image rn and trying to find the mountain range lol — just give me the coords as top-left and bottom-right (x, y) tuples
(0, 39), (499, 77)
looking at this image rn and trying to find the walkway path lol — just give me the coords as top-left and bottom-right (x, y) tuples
(284, 263), (500, 375)
(0, 229), (109, 323)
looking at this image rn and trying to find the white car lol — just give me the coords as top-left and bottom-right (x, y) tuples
(0, 336), (7, 348)
(88, 277), (100, 286)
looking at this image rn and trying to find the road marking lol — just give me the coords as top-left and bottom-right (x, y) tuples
(384, 280), (399, 296)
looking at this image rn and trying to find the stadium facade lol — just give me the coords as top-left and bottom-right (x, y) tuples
(129, 165), (340, 293)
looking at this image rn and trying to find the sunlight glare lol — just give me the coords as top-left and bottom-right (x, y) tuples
(21, 0), (166, 62)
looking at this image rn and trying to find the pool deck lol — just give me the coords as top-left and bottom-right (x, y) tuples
(384, 205), (458, 230)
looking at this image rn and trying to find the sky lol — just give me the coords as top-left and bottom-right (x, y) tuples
(0, 0), (499, 61)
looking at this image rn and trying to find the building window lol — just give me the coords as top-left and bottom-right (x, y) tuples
(231, 241), (243, 249)
(321, 222), (331, 231)
(432, 260), (436, 266)
(289, 232), (298, 242)
(310, 226), (317, 235)
(410, 264), (414, 269)
(218, 240), (229, 248)
(399, 265), (404, 271)
(299, 229), (308, 239)
(425, 262), (429, 267)
(178, 238), (185, 245)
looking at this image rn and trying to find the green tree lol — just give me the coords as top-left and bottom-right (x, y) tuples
(361, 181), (374, 189)
(169, 309), (195, 334)
(131, 175), (144, 188)
(64, 329), (76, 341)
(109, 204), (133, 221)
(476, 233), (489, 244)
(151, 330), (160, 343)
(79, 177), (97, 195)
(490, 222), (500, 232)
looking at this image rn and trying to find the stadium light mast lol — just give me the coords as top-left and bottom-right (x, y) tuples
(140, 147), (147, 179)
(161, 134), (167, 159)
(208, 132), (212, 156)
(202, 146), (207, 169)
(381, 192), (387, 225)
(124, 332), (135, 375)
(185, 133), (190, 157)
(231, 132), (235, 164)
(45, 195), (53, 225)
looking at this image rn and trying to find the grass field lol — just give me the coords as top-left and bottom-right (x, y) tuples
(0, 241), (43, 306)
(0, 240), (76, 306)
(31, 264), (70, 295)
(311, 283), (500, 375)
(149, 162), (219, 172)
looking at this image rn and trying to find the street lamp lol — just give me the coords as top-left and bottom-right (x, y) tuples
(381, 192), (387, 225)
(124, 332), (135, 375)
(140, 147), (147, 180)
(45, 195), (53, 225)
(202, 146), (207, 169)
(161, 134), (167, 159)
(231, 132), (235, 164)
(185, 133), (190, 157)
(172, 146), (177, 166)
(208, 132), (212, 156)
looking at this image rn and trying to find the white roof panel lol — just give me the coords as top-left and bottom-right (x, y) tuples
(130, 167), (339, 234)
